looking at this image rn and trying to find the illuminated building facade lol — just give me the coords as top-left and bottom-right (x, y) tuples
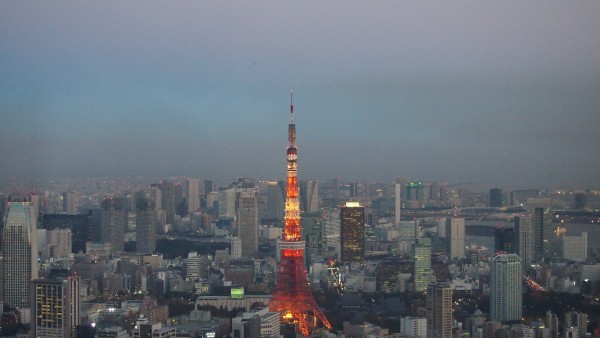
(269, 94), (331, 336)
(32, 276), (81, 338)
(340, 202), (365, 263)
(414, 238), (432, 292)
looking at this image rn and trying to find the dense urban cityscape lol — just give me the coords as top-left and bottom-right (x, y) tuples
(3, 2), (600, 338)
(1, 107), (599, 337)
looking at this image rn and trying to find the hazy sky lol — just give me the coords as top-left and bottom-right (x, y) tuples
(1, 1), (599, 189)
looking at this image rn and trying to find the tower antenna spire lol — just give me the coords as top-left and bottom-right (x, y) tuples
(290, 91), (294, 124)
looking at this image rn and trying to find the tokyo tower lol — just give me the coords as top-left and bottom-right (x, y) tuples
(269, 93), (332, 336)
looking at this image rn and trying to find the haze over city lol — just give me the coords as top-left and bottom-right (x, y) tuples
(1, 1), (600, 189)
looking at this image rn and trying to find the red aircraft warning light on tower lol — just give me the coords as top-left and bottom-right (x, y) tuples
(269, 93), (332, 336)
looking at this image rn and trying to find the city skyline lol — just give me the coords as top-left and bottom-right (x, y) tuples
(1, 2), (600, 189)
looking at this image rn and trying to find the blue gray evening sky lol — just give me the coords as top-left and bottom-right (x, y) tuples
(1, 1), (599, 189)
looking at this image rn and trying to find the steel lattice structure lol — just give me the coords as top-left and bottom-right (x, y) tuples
(269, 94), (332, 336)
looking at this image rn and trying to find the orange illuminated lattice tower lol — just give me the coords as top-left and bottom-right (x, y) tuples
(269, 93), (332, 336)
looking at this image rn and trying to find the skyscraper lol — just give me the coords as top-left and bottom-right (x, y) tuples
(186, 178), (200, 215)
(32, 274), (81, 338)
(136, 197), (156, 254)
(532, 207), (544, 262)
(395, 182), (402, 225)
(218, 187), (237, 221)
(331, 177), (339, 201)
(300, 180), (319, 212)
(426, 283), (452, 338)
(448, 218), (465, 260)
(204, 180), (215, 195)
(237, 189), (258, 257)
(515, 214), (534, 271)
(340, 202), (365, 263)
(101, 197), (126, 252)
(489, 188), (503, 207)
(2, 201), (38, 310)
(489, 253), (522, 322)
(414, 238), (432, 292)
(62, 192), (76, 215)
(494, 228), (517, 254)
(267, 181), (286, 221)
(159, 181), (176, 224)
(562, 232), (588, 261)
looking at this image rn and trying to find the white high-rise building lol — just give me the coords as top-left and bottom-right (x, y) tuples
(230, 237), (242, 260)
(563, 232), (588, 262)
(448, 218), (465, 260)
(62, 192), (76, 215)
(218, 188), (237, 220)
(186, 252), (210, 281)
(187, 178), (200, 214)
(489, 253), (522, 322)
(43, 228), (72, 260)
(3, 201), (38, 311)
(401, 317), (427, 337)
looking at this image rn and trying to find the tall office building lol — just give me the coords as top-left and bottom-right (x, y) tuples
(395, 182), (402, 225)
(532, 207), (544, 262)
(32, 275), (81, 338)
(562, 232), (588, 261)
(237, 189), (259, 257)
(300, 180), (319, 212)
(267, 181), (286, 221)
(332, 177), (339, 201)
(515, 214), (534, 271)
(405, 181), (424, 209)
(489, 188), (503, 207)
(448, 218), (465, 260)
(426, 283), (452, 338)
(322, 208), (341, 258)
(2, 201), (38, 310)
(414, 238), (432, 292)
(173, 182), (184, 216)
(340, 202), (365, 263)
(301, 211), (323, 265)
(101, 197), (126, 252)
(62, 192), (76, 215)
(218, 187), (237, 220)
(204, 180), (215, 195)
(136, 197), (156, 254)
(489, 253), (522, 322)
(186, 178), (200, 215)
(159, 181), (176, 224)
(494, 228), (517, 254)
